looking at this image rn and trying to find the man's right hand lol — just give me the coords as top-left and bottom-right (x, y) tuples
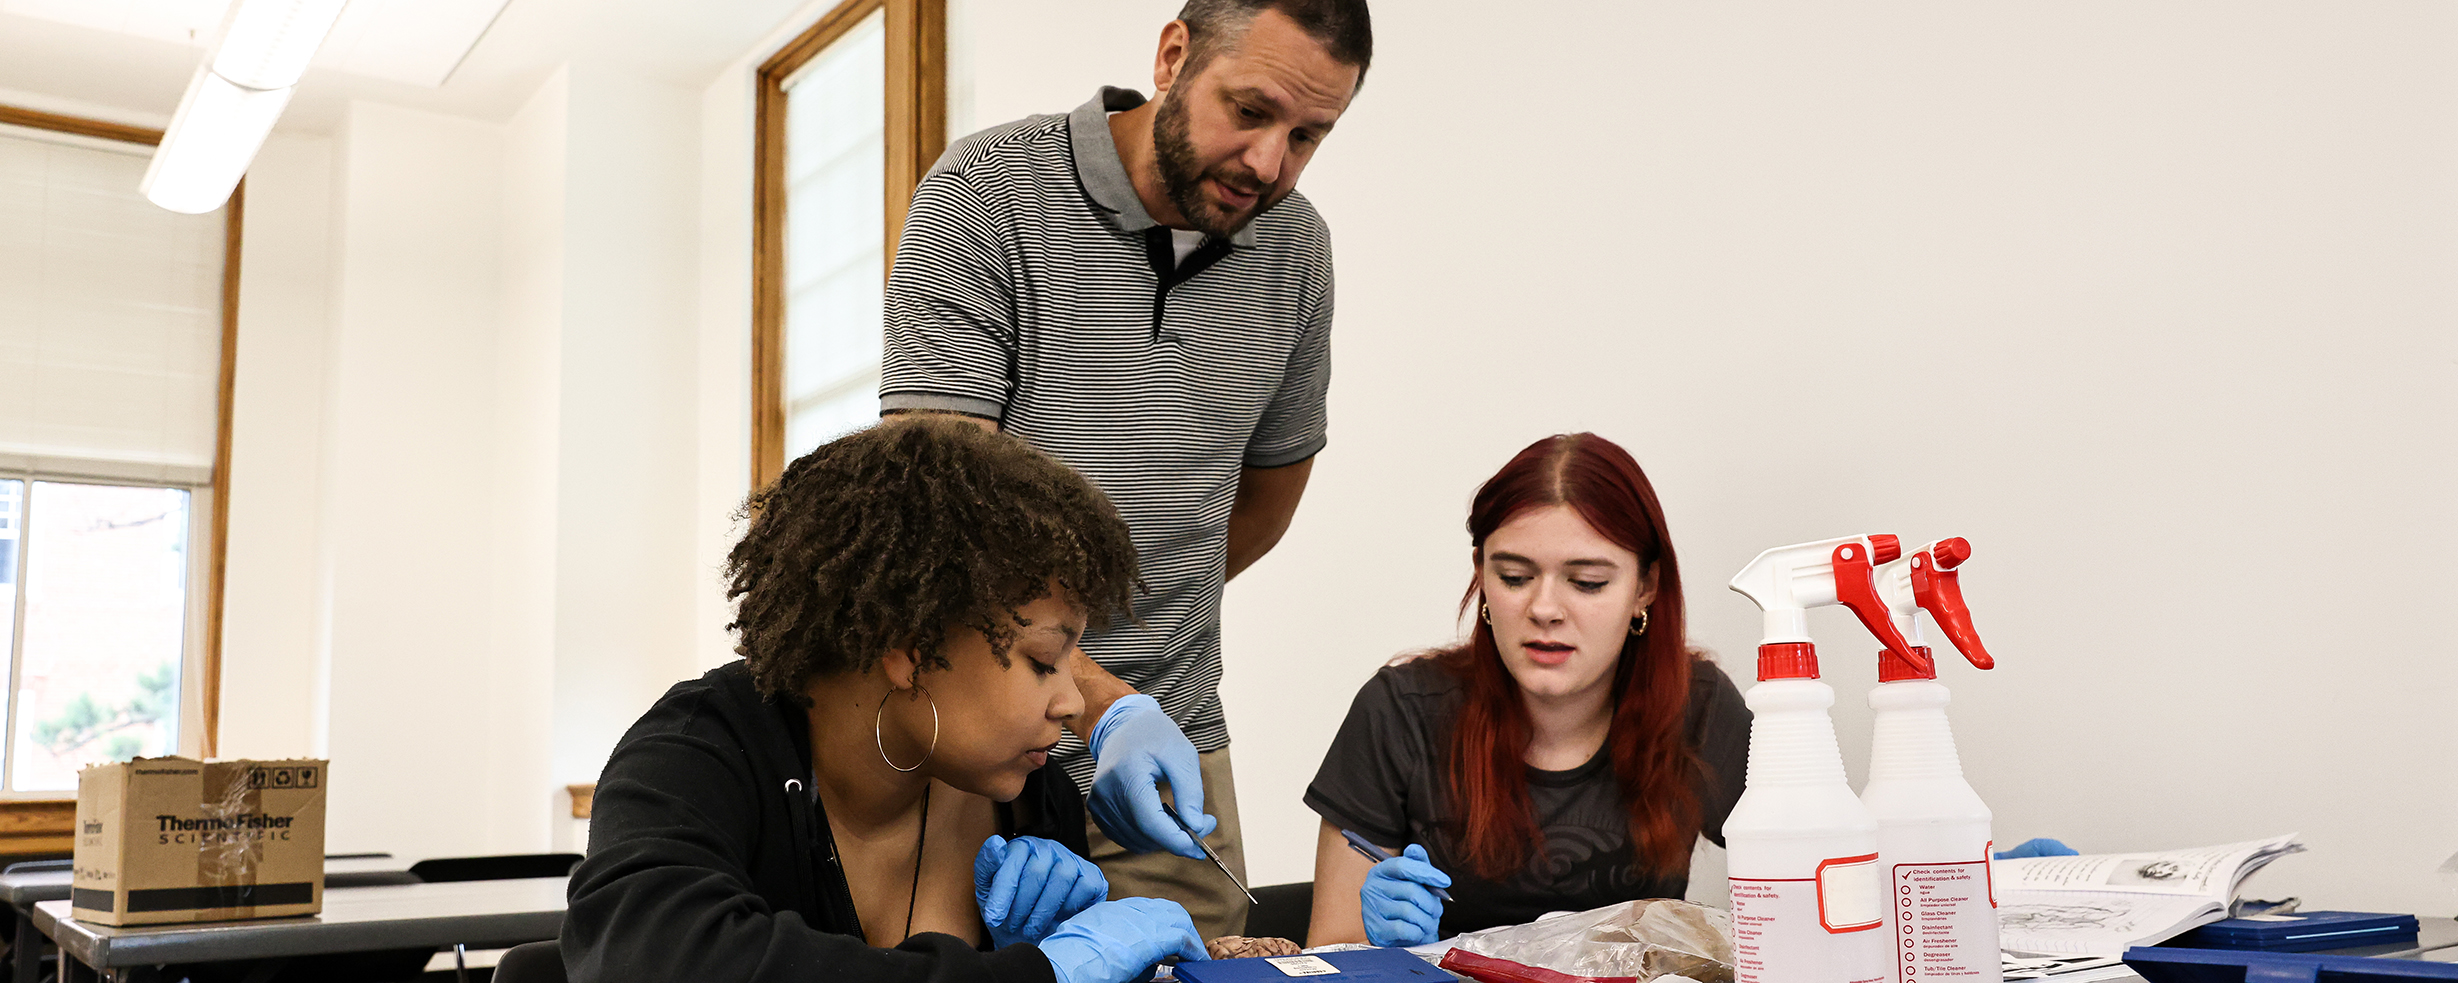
(1085, 694), (1214, 859)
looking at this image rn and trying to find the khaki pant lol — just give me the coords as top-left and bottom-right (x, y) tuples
(1087, 747), (1250, 940)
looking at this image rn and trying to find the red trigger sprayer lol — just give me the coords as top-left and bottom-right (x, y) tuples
(1860, 537), (2001, 983)
(1722, 534), (1917, 983)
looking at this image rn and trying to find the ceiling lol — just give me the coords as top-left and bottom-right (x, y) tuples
(0, 0), (817, 131)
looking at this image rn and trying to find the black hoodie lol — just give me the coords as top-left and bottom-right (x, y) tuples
(563, 662), (1084, 983)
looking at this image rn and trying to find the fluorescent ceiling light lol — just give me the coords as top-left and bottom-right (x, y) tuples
(140, 0), (345, 214)
(142, 69), (294, 214)
(212, 0), (349, 89)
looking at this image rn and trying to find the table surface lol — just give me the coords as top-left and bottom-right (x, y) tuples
(1, 855), (408, 906)
(30, 876), (565, 968)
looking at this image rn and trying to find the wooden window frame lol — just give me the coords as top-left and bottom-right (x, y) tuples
(750, 0), (946, 489)
(0, 104), (240, 854)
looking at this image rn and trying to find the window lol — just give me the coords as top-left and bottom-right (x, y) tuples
(0, 104), (235, 806)
(752, 0), (945, 487)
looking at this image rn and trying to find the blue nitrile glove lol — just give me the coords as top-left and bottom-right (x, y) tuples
(973, 834), (1109, 948)
(1995, 838), (2080, 859)
(1360, 843), (1451, 948)
(1086, 694), (1214, 859)
(1038, 897), (1207, 983)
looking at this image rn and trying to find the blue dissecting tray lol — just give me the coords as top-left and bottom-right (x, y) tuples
(2125, 945), (2458, 983)
(1176, 948), (1456, 983)
(2170, 912), (2423, 953)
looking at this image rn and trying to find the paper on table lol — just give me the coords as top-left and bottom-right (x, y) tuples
(1996, 834), (2304, 957)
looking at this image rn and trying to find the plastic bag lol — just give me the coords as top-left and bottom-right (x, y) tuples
(1436, 899), (1735, 983)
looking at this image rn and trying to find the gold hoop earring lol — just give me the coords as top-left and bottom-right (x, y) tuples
(1630, 611), (1650, 637)
(876, 688), (939, 773)
(1480, 602), (1492, 625)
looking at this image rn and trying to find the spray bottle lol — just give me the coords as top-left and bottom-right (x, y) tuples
(1859, 538), (2001, 983)
(1725, 535), (1916, 983)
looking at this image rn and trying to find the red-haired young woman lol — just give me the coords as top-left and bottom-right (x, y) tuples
(1303, 433), (1751, 946)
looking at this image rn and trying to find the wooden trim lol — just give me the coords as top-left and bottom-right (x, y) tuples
(0, 104), (162, 146)
(884, 0), (948, 266)
(750, 0), (943, 491)
(0, 800), (73, 857)
(568, 783), (595, 820)
(202, 180), (242, 758)
(0, 104), (235, 766)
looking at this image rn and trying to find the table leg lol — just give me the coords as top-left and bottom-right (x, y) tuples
(12, 910), (37, 983)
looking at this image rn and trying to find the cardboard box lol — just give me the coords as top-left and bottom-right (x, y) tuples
(72, 757), (328, 926)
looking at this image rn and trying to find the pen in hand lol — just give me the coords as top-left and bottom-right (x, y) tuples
(1340, 829), (1454, 901)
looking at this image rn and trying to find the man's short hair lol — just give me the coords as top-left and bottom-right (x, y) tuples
(1176, 0), (1373, 87)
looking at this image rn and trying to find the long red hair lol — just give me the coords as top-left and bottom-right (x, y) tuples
(1435, 433), (1704, 880)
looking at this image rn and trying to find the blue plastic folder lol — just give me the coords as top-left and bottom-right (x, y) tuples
(2124, 945), (2458, 983)
(1175, 948), (1458, 983)
(2168, 912), (2421, 953)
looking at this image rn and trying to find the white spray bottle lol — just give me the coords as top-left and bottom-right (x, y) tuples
(1725, 535), (1918, 983)
(1860, 537), (2001, 983)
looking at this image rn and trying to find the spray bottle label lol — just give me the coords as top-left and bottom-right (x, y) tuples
(1890, 859), (2000, 983)
(1732, 855), (1886, 983)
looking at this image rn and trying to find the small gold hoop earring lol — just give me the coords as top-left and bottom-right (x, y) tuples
(1630, 611), (1650, 637)
(876, 688), (940, 773)
(1480, 602), (1493, 625)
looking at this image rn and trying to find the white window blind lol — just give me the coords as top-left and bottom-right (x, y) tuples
(0, 123), (225, 486)
(780, 9), (887, 460)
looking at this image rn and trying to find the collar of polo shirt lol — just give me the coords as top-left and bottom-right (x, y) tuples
(1068, 86), (1262, 250)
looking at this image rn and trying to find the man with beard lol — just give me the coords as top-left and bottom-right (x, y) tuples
(879, 0), (1370, 940)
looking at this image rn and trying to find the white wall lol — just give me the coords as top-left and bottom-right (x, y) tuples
(316, 100), (558, 858)
(548, 60), (708, 790)
(212, 58), (717, 857)
(217, 132), (335, 763)
(945, 2), (2458, 913)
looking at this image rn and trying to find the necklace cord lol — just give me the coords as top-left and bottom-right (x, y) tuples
(903, 783), (930, 942)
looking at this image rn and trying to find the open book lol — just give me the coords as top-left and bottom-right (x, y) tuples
(1995, 834), (2306, 957)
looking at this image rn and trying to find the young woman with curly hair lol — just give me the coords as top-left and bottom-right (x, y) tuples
(566, 418), (1208, 983)
(1303, 433), (1753, 946)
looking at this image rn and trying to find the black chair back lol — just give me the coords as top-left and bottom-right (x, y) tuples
(1245, 881), (1317, 947)
(407, 854), (582, 883)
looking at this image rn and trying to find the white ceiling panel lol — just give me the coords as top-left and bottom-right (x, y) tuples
(312, 0), (515, 88)
(1, 0), (515, 88)
(0, 0), (228, 44)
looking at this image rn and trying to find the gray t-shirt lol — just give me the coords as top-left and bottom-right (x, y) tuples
(1304, 656), (1751, 936)
(882, 87), (1334, 789)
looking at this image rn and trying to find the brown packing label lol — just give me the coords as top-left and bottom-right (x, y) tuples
(200, 760), (263, 919)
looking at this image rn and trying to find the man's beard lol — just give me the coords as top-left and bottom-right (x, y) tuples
(1153, 92), (1275, 239)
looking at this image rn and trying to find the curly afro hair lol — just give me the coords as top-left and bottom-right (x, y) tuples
(726, 416), (1142, 701)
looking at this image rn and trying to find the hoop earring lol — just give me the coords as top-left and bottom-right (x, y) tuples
(876, 688), (939, 773)
(1480, 602), (1492, 625)
(1630, 611), (1650, 637)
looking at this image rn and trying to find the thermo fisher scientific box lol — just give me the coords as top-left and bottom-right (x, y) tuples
(72, 757), (329, 926)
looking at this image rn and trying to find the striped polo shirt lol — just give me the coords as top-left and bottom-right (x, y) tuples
(881, 86), (1334, 788)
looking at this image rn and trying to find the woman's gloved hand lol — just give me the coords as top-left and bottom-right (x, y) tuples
(973, 835), (1109, 948)
(1038, 897), (1207, 983)
(1360, 843), (1451, 948)
(1995, 838), (2079, 859)
(1087, 694), (1214, 859)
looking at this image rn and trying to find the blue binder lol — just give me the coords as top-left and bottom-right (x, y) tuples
(2124, 945), (2458, 983)
(1174, 948), (1457, 983)
(2168, 912), (2421, 953)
